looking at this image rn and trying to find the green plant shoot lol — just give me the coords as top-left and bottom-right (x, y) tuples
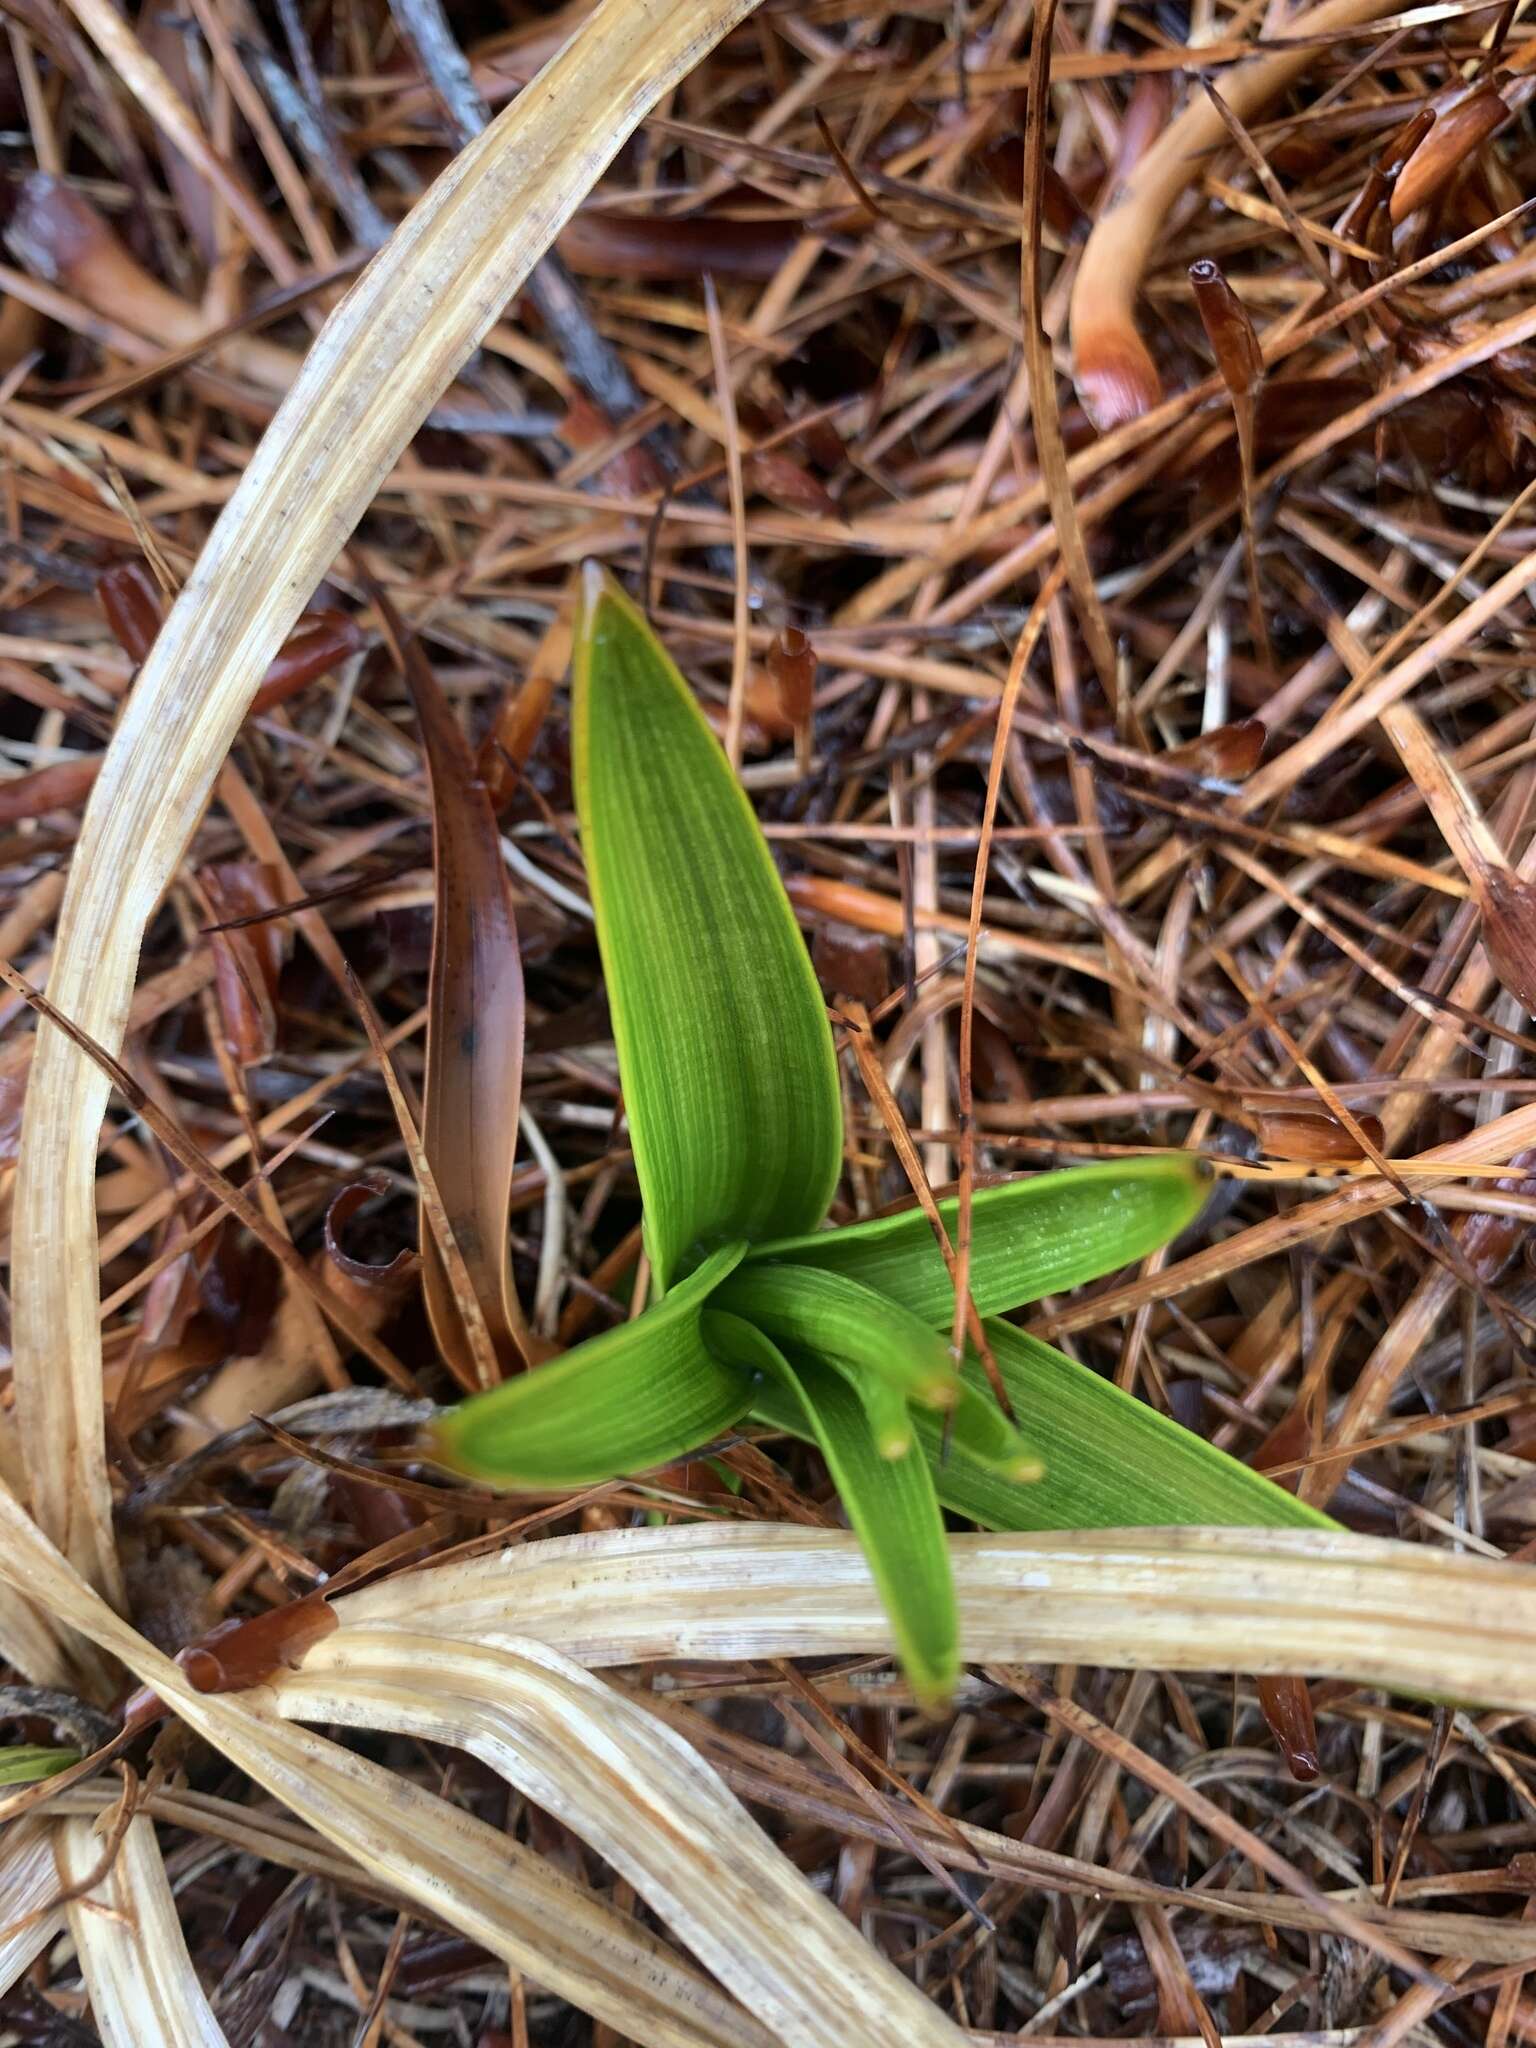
(432, 565), (1332, 1705)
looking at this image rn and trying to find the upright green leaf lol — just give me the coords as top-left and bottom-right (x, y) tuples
(715, 1262), (964, 1411)
(706, 1313), (959, 1708)
(752, 1318), (1333, 1531)
(572, 566), (842, 1292)
(748, 1157), (1210, 1324)
(432, 1244), (750, 1486)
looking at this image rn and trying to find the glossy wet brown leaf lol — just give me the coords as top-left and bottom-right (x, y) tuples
(1164, 720), (1266, 781)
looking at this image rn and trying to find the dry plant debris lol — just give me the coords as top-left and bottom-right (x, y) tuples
(6, 0), (1536, 2039)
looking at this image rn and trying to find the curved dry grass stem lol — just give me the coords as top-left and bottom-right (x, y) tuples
(1068, 0), (1408, 427)
(9, 0), (761, 1600)
(0, 1487), (777, 2048)
(275, 1633), (968, 2048)
(324, 1521), (1536, 1712)
(55, 1815), (228, 2048)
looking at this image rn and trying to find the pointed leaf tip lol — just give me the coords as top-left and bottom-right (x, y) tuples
(573, 571), (842, 1291)
(431, 1243), (750, 1487)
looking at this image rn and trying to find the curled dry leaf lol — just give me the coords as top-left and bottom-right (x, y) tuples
(1163, 719), (1266, 781)
(172, 1179), (414, 1452)
(766, 625), (816, 726)
(1390, 84), (1511, 222)
(322, 1173), (421, 1321)
(0, 1487), (779, 2048)
(1068, 0), (1407, 427)
(177, 1591), (338, 1694)
(1255, 1675), (1321, 1782)
(97, 559), (168, 663)
(1189, 259), (1263, 399)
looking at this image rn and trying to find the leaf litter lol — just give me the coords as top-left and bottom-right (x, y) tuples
(7, 0), (1536, 2040)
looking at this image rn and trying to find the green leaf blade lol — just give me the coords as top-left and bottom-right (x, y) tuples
(751, 1318), (1331, 1532)
(707, 1313), (959, 1708)
(572, 566), (842, 1291)
(432, 1244), (751, 1487)
(715, 1261), (963, 1411)
(933, 1322), (1335, 1531)
(747, 1157), (1211, 1324)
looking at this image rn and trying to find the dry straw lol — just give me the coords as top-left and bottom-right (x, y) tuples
(322, 1520), (1536, 1711)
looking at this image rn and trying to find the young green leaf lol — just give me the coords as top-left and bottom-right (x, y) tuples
(572, 566), (842, 1292)
(748, 1157), (1209, 1323)
(705, 1312), (959, 1708)
(947, 1377), (1044, 1483)
(432, 1244), (750, 1487)
(715, 1262), (964, 1411)
(752, 1318), (1332, 1531)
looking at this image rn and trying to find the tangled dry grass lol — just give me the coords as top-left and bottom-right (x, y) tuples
(6, 0), (1536, 2040)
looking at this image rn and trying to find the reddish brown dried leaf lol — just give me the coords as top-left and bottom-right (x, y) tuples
(1164, 720), (1266, 781)
(0, 757), (104, 828)
(557, 208), (799, 281)
(201, 863), (290, 1068)
(374, 592), (529, 1378)
(767, 626), (817, 727)
(97, 560), (165, 663)
(249, 611), (364, 715)
(1254, 1109), (1386, 1164)
(177, 1593), (337, 1693)
(1189, 260), (1263, 400)
(1391, 87), (1510, 222)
